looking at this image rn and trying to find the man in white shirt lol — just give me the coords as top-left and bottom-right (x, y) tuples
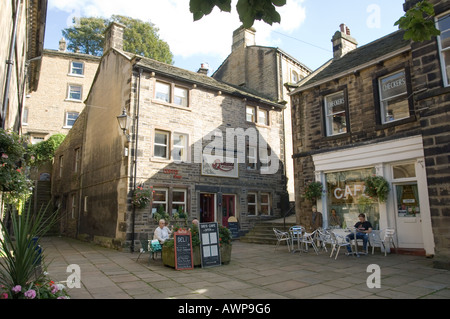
(154, 219), (171, 244)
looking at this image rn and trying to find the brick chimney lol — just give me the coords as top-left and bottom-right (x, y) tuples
(58, 37), (67, 52)
(232, 26), (256, 51)
(104, 22), (126, 53)
(331, 24), (358, 59)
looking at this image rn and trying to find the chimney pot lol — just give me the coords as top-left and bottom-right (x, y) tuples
(197, 63), (209, 75)
(332, 23), (358, 59)
(59, 37), (67, 52)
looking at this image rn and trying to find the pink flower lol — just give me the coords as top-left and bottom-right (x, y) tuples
(1, 153), (8, 159)
(24, 289), (36, 299)
(0, 293), (8, 299)
(51, 285), (59, 294)
(57, 296), (66, 299)
(12, 285), (22, 293)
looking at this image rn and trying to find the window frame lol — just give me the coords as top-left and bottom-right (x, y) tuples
(22, 107), (29, 125)
(152, 188), (168, 215)
(323, 89), (349, 137)
(154, 80), (190, 108)
(172, 188), (187, 215)
(74, 147), (81, 173)
(246, 106), (256, 123)
(258, 108), (269, 126)
(153, 130), (170, 160)
(172, 132), (189, 163)
(436, 11), (450, 87)
(247, 145), (257, 170)
(64, 111), (79, 128)
(67, 84), (82, 102)
(247, 192), (257, 216)
(260, 193), (271, 216)
(378, 70), (410, 124)
(69, 61), (85, 76)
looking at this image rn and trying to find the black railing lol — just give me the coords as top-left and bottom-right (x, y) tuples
(283, 205), (295, 231)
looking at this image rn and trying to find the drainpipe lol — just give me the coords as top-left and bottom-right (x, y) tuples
(2, 0), (21, 129)
(130, 67), (142, 253)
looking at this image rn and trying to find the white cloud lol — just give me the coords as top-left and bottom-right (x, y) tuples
(48, 0), (306, 59)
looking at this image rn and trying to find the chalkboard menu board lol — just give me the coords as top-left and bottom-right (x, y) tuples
(174, 230), (193, 270)
(199, 222), (221, 268)
(228, 222), (240, 239)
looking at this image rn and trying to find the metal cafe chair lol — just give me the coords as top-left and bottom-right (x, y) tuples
(329, 231), (351, 260)
(273, 228), (291, 252)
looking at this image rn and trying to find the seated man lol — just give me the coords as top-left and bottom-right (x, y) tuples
(154, 219), (171, 244)
(346, 213), (372, 255)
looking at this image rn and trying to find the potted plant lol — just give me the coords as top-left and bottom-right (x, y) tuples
(303, 181), (324, 203)
(364, 175), (390, 203)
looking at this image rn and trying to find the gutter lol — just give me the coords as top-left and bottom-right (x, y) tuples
(1, 0), (21, 129)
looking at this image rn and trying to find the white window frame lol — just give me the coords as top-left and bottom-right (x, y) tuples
(172, 189), (187, 215)
(260, 193), (271, 216)
(246, 106), (256, 123)
(22, 107), (29, 125)
(436, 12), (450, 87)
(31, 136), (45, 145)
(378, 71), (409, 124)
(152, 188), (168, 215)
(324, 91), (347, 136)
(258, 108), (269, 126)
(154, 130), (170, 160)
(69, 61), (84, 76)
(155, 81), (171, 103)
(172, 133), (189, 163)
(174, 86), (189, 107)
(247, 192), (257, 216)
(67, 85), (82, 101)
(64, 111), (79, 128)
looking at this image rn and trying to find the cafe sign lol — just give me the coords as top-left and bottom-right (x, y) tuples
(202, 154), (238, 178)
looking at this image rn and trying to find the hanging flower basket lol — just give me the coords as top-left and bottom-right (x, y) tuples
(303, 181), (324, 202)
(132, 187), (151, 209)
(364, 176), (390, 203)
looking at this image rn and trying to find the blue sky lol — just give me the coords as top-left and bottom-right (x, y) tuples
(44, 0), (406, 73)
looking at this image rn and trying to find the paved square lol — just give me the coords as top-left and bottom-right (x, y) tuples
(43, 237), (450, 299)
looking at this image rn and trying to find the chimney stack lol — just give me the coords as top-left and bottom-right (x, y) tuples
(331, 23), (358, 59)
(197, 63), (209, 75)
(232, 26), (256, 52)
(104, 22), (126, 53)
(59, 37), (67, 52)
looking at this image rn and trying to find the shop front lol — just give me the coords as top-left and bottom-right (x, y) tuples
(312, 135), (435, 255)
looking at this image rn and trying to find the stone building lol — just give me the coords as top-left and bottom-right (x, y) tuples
(0, 0), (47, 132)
(213, 26), (312, 203)
(289, 0), (449, 267)
(23, 40), (100, 144)
(52, 23), (289, 250)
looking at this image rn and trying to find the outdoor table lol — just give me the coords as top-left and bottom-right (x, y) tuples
(289, 227), (303, 253)
(331, 228), (361, 256)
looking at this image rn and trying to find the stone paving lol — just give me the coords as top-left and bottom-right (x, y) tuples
(42, 237), (450, 299)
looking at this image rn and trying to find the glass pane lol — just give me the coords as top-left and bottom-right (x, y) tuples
(396, 184), (420, 217)
(154, 145), (167, 158)
(381, 97), (409, 123)
(69, 86), (82, 100)
(66, 112), (79, 126)
(261, 194), (269, 204)
(248, 205), (256, 215)
(154, 132), (168, 145)
(380, 71), (407, 100)
(172, 204), (186, 215)
(173, 134), (185, 146)
(438, 14), (450, 48)
(393, 163), (416, 179)
(71, 62), (84, 75)
(443, 50), (450, 86)
(173, 190), (185, 203)
(152, 204), (166, 215)
(326, 168), (380, 230)
(258, 109), (268, 125)
(155, 82), (170, 102)
(327, 112), (347, 135)
(260, 205), (270, 215)
(174, 87), (188, 107)
(153, 190), (167, 202)
(325, 92), (345, 115)
(247, 193), (256, 204)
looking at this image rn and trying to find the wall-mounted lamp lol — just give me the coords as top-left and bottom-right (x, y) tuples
(117, 108), (131, 142)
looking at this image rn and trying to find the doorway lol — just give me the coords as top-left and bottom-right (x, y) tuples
(222, 195), (236, 227)
(200, 193), (216, 223)
(394, 183), (424, 249)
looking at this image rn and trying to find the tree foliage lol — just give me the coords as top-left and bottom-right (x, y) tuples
(27, 134), (66, 168)
(62, 16), (174, 64)
(395, 0), (440, 42)
(189, 0), (286, 28)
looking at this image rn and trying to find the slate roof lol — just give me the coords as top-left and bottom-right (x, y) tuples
(133, 55), (284, 109)
(291, 30), (411, 93)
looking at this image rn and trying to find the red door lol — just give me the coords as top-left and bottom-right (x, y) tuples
(222, 195), (235, 227)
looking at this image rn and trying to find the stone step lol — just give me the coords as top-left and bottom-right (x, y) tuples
(239, 221), (297, 245)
